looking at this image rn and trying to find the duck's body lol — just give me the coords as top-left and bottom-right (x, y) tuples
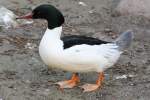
(17, 4), (133, 92)
(39, 27), (121, 72)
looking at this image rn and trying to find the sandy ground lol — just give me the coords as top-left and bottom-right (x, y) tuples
(0, 0), (150, 100)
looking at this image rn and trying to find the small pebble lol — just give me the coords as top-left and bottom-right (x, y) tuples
(88, 10), (94, 14)
(115, 75), (127, 79)
(78, 2), (87, 6)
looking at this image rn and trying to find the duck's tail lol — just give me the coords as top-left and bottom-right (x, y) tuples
(114, 30), (133, 51)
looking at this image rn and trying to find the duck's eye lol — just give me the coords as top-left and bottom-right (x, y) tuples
(36, 12), (41, 15)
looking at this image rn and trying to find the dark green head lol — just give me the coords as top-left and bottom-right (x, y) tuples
(17, 4), (65, 29)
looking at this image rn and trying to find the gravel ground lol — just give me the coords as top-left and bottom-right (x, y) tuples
(0, 0), (150, 100)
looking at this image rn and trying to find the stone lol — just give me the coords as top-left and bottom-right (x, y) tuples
(115, 0), (150, 19)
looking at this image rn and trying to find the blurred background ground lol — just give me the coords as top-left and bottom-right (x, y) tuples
(0, 0), (150, 100)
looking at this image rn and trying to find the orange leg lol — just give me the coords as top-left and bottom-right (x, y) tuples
(55, 73), (80, 89)
(80, 72), (104, 92)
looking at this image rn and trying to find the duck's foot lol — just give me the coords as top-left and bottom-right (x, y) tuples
(80, 83), (100, 92)
(80, 72), (104, 92)
(55, 73), (80, 89)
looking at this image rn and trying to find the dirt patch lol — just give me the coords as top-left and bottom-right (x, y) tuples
(0, 0), (150, 100)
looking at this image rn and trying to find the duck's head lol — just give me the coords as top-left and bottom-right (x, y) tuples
(17, 4), (64, 29)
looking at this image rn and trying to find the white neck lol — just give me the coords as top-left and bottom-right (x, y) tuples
(44, 26), (62, 39)
(39, 26), (64, 66)
(39, 26), (63, 52)
(40, 26), (63, 47)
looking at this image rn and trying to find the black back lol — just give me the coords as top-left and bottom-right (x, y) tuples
(61, 35), (109, 49)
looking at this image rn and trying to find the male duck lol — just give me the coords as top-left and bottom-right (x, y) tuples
(17, 4), (133, 92)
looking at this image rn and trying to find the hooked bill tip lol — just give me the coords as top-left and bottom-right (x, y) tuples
(16, 12), (33, 19)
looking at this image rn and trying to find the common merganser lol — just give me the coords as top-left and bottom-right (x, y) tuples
(17, 4), (133, 92)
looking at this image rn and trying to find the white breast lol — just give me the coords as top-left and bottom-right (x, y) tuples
(39, 27), (64, 67)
